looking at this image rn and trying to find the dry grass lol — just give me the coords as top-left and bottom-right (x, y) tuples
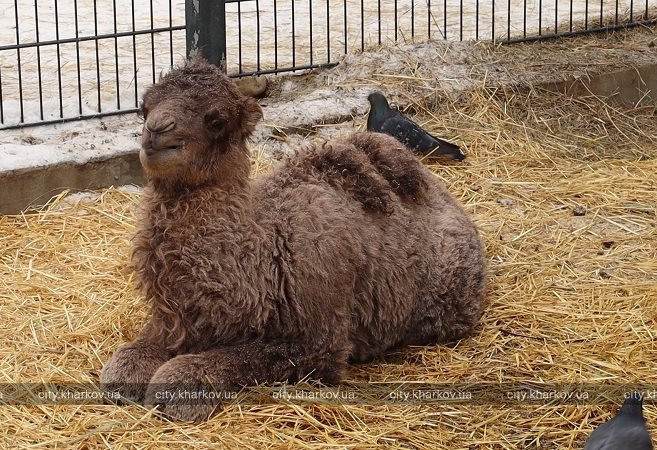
(1, 80), (656, 448)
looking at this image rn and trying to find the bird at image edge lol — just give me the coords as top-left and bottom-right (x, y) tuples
(584, 392), (653, 450)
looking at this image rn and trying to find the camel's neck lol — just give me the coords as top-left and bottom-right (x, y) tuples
(145, 143), (253, 222)
(146, 143), (251, 194)
(143, 181), (253, 229)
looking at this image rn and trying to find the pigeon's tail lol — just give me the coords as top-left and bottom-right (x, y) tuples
(429, 140), (466, 161)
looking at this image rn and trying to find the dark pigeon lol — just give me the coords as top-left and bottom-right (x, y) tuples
(366, 91), (465, 161)
(584, 393), (653, 450)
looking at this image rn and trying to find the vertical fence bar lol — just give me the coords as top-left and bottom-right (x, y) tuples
(186, 0), (227, 68)
(523, 0), (527, 37)
(169, 0), (174, 66)
(150, 0), (156, 85)
(411, 0), (415, 39)
(555, 0), (559, 33)
(360, 0), (364, 51)
(476, 0), (479, 40)
(112, 0), (120, 109)
(492, 0), (495, 40)
(460, 0), (464, 40)
(14, 0), (25, 123)
(569, 0), (574, 31)
(440, 0), (446, 39)
(428, 0), (431, 39)
(255, 0), (262, 71)
(378, 0), (382, 45)
(274, 0), (279, 69)
(93, 0), (101, 112)
(444, 0), (448, 39)
(35, 2), (44, 120)
(74, 0), (82, 115)
(394, 0), (398, 42)
(343, 0), (348, 53)
(238, 1), (243, 72)
(326, 0), (330, 62)
(292, 0), (296, 68)
(54, 0), (64, 117)
(308, 0), (313, 65)
(508, 0), (511, 40)
(256, 0), (261, 71)
(131, 0), (138, 107)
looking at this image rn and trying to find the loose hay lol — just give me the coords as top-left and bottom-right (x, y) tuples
(2, 61), (657, 450)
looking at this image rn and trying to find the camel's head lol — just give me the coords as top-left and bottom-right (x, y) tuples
(138, 58), (263, 189)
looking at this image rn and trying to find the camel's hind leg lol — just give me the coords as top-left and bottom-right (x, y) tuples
(401, 233), (487, 347)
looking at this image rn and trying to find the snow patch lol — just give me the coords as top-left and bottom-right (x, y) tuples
(0, 117), (142, 172)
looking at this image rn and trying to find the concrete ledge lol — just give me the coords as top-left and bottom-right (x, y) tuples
(544, 64), (657, 105)
(0, 151), (144, 214)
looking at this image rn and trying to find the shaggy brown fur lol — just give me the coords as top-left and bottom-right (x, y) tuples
(100, 58), (487, 421)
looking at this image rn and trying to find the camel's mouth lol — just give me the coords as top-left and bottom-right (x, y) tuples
(140, 144), (184, 169)
(143, 144), (183, 157)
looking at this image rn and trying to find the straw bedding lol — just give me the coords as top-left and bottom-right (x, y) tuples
(1, 62), (657, 449)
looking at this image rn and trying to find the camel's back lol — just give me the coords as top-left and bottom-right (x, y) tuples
(252, 132), (479, 256)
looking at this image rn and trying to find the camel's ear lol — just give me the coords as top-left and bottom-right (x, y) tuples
(204, 109), (226, 138)
(239, 97), (263, 137)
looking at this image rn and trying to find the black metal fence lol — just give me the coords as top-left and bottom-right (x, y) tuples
(1, 0), (655, 130)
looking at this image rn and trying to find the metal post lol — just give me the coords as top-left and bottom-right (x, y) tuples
(186, 0), (226, 70)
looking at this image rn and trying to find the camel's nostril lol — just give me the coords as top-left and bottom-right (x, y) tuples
(140, 125), (183, 156)
(141, 129), (153, 149)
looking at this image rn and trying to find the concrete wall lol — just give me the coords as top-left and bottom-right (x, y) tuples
(0, 152), (144, 214)
(545, 64), (657, 106)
